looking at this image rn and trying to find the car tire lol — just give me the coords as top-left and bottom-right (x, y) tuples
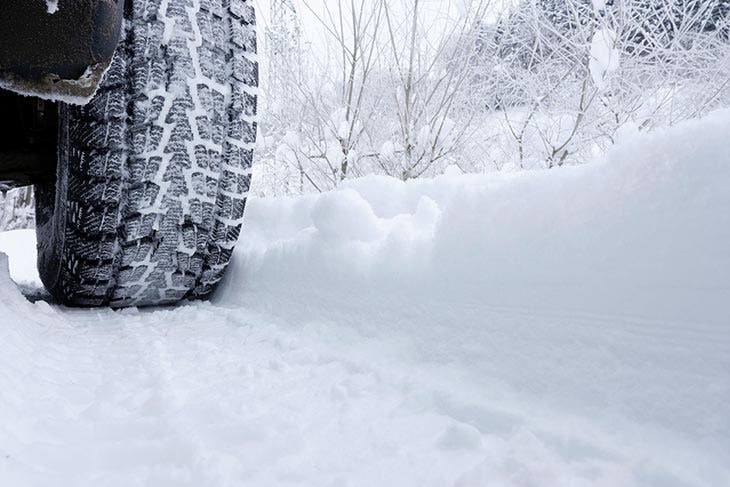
(35, 0), (258, 307)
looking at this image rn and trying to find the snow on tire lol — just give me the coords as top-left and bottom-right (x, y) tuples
(35, 0), (258, 307)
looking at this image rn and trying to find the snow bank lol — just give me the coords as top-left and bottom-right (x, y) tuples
(0, 229), (40, 287)
(0, 253), (34, 315)
(213, 109), (730, 486)
(223, 109), (730, 325)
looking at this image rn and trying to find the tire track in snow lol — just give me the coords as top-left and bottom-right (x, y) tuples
(0, 272), (726, 486)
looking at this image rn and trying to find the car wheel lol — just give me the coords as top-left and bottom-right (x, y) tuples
(35, 0), (258, 307)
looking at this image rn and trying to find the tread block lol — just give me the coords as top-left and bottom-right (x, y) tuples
(122, 213), (157, 242)
(129, 156), (162, 182)
(133, 0), (164, 21)
(85, 91), (127, 121)
(69, 118), (125, 149)
(126, 183), (161, 213)
(228, 119), (256, 142)
(71, 148), (125, 179)
(68, 200), (120, 235)
(111, 283), (144, 303)
(101, 52), (128, 88)
(121, 241), (154, 267)
(68, 172), (123, 205)
(230, 0), (255, 23)
(225, 145), (254, 171)
(231, 86), (257, 117)
(232, 55), (258, 85)
(66, 233), (117, 261)
(231, 21), (256, 51)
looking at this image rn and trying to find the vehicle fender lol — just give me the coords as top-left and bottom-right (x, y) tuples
(0, 0), (125, 104)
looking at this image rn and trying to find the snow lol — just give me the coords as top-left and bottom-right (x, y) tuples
(229, 108), (730, 325)
(46, 0), (59, 14)
(0, 229), (39, 286)
(1, 110), (729, 486)
(589, 29), (620, 89)
(0, 63), (107, 105)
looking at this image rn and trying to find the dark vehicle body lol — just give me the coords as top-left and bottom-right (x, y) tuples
(0, 0), (124, 190)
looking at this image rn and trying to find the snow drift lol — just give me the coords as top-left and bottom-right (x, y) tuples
(223, 109), (730, 325)
(217, 109), (730, 485)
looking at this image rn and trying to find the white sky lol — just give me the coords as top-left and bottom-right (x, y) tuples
(253, 0), (509, 47)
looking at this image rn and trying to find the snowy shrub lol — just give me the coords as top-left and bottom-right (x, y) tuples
(253, 0), (730, 193)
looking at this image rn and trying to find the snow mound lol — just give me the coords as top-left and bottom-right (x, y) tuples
(223, 109), (730, 325)
(0, 253), (33, 311)
(215, 109), (730, 485)
(0, 230), (40, 287)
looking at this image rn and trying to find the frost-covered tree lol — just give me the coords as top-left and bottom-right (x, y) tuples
(0, 187), (35, 231)
(258, 0), (386, 192)
(464, 0), (730, 169)
(373, 0), (491, 179)
(253, 0), (730, 194)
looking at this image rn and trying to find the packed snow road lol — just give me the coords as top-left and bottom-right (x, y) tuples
(1, 112), (729, 486)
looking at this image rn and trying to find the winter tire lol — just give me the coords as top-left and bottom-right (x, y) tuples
(35, 0), (258, 307)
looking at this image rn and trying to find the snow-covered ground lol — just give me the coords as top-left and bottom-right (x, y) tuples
(0, 111), (728, 486)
